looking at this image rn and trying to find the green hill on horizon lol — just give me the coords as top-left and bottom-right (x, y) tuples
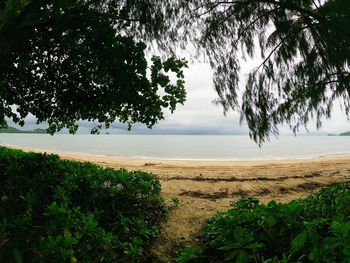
(0, 126), (47, 134)
(339, 131), (350, 136)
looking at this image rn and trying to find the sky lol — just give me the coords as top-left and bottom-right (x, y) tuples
(9, 60), (350, 136)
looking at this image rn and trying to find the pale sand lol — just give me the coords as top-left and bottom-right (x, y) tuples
(4, 145), (350, 261)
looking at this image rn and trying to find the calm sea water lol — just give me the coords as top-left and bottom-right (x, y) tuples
(0, 134), (349, 160)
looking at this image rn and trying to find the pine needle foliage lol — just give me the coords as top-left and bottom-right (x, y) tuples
(158, 0), (350, 143)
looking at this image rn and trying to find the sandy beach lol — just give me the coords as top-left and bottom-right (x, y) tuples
(4, 145), (350, 261)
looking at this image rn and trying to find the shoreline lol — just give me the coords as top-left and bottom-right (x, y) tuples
(2, 143), (350, 164)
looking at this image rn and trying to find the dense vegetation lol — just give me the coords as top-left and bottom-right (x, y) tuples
(0, 0), (187, 134)
(0, 126), (46, 133)
(0, 147), (166, 262)
(176, 183), (350, 262)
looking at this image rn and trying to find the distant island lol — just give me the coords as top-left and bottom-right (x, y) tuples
(339, 131), (350, 136)
(0, 126), (47, 134)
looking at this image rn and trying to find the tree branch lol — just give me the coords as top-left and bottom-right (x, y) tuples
(255, 24), (315, 73)
(233, 7), (280, 47)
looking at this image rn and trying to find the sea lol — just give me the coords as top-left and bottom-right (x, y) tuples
(0, 134), (349, 160)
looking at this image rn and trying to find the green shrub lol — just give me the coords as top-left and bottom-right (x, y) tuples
(0, 147), (166, 262)
(178, 183), (350, 263)
(174, 246), (202, 263)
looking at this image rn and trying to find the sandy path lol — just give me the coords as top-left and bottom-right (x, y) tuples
(4, 145), (350, 262)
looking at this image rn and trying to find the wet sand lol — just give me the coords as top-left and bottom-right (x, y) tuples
(4, 145), (350, 261)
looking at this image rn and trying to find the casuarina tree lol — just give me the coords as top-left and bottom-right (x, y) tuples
(158, 0), (350, 143)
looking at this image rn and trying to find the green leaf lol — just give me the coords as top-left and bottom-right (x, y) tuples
(13, 249), (23, 263)
(223, 249), (238, 261)
(291, 230), (308, 253)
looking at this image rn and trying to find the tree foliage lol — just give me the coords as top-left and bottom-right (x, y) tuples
(0, 0), (187, 134)
(159, 0), (350, 143)
(2, 1), (349, 140)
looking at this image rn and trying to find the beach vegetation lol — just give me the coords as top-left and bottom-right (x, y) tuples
(0, 147), (166, 262)
(175, 183), (350, 262)
(171, 197), (181, 207)
(174, 246), (202, 263)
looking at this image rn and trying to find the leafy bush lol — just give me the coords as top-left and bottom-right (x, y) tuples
(0, 147), (166, 262)
(177, 183), (350, 262)
(174, 247), (202, 263)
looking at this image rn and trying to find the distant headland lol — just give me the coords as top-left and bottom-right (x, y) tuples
(339, 131), (350, 136)
(0, 126), (47, 134)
